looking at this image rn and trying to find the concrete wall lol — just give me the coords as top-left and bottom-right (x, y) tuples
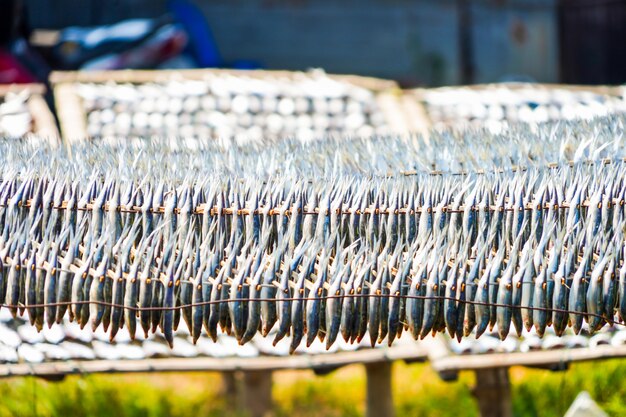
(25, 0), (559, 86)
(26, 0), (167, 28)
(193, 1), (460, 86)
(471, 0), (558, 83)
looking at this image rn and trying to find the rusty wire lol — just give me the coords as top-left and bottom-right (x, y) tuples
(0, 197), (621, 217)
(1, 294), (620, 327)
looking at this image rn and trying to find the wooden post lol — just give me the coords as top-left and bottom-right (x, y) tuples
(472, 367), (513, 417)
(241, 370), (273, 417)
(365, 362), (394, 417)
(221, 371), (238, 399)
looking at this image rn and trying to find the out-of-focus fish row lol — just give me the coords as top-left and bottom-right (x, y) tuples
(448, 325), (626, 356)
(2, 114), (625, 178)
(419, 85), (626, 132)
(0, 144), (625, 350)
(76, 70), (389, 140)
(4, 303), (626, 365)
(0, 307), (385, 364)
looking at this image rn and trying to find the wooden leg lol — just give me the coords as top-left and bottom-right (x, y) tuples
(222, 371), (239, 403)
(472, 367), (513, 417)
(365, 362), (394, 417)
(241, 370), (273, 417)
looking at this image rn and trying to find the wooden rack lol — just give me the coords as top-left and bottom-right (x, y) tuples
(407, 82), (626, 130)
(0, 83), (60, 141)
(51, 69), (414, 143)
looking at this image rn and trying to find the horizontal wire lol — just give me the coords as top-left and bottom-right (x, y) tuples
(3, 293), (621, 327)
(0, 196), (621, 217)
(398, 156), (622, 176)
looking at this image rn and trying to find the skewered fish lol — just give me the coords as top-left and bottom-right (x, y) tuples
(0, 115), (624, 351)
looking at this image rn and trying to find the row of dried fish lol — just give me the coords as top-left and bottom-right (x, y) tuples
(0, 157), (624, 350)
(77, 71), (388, 140)
(87, 110), (382, 142)
(3, 114), (626, 179)
(422, 86), (626, 129)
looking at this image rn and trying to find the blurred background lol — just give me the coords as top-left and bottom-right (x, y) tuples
(2, 0), (625, 86)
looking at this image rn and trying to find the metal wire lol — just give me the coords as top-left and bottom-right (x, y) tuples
(2, 293), (621, 326)
(0, 196), (620, 217)
(398, 156), (622, 176)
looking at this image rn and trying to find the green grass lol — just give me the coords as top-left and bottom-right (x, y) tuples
(512, 360), (626, 417)
(1, 359), (625, 417)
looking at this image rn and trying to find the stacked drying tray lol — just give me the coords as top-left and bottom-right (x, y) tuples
(409, 83), (626, 132)
(0, 84), (59, 141)
(51, 69), (411, 143)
